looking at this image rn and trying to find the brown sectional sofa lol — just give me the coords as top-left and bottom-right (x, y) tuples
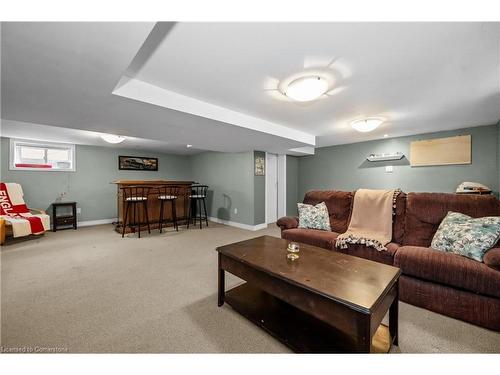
(277, 190), (500, 331)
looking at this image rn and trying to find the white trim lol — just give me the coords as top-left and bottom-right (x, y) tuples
(264, 151), (268, 224)
(277, 154), (287, 218)
(266, 152), (284, 224)
(76, 217), (269, 231)
(208, 216), (267, 231)
(283, 155), (287, 217)
(288, 146), (315, 155)
(78, 218), (116, 227)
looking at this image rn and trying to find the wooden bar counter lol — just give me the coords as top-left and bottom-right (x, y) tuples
(113, 180), (194, 234)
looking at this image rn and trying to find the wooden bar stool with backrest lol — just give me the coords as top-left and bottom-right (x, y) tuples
(187, 184), (209, 229)
(157, 184), (180, 233)
(121, 185), (151, 238)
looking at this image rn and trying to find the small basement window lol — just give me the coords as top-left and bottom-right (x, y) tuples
(10, 139), (76, 171)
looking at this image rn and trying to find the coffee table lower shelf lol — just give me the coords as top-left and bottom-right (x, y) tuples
(224, 282), (391, 353)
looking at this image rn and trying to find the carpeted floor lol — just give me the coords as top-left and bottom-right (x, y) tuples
(1, 222), (499, 353)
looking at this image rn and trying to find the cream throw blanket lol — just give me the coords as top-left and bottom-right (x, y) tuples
(335, 189), (399, 252)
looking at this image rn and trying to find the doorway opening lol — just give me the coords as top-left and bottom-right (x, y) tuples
(265, 153), (286, 224)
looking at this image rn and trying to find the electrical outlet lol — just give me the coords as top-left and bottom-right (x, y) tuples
(385, 166), (394, 173)
(76, 207), (82, 214)
(234, 208), (238, 214)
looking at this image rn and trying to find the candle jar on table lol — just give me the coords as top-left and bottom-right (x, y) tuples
(287, 242), (300, 261)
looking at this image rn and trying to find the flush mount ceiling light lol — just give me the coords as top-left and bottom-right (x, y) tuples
(186, 144), (193, 148)
(283, 76), (329, 102)
(100, 133), (126, 144)
(351, 118), (384, 133)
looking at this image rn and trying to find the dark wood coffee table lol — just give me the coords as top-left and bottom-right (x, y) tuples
(216, 235), (401, 353)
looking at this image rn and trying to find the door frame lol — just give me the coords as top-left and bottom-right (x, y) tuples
(265, 152), (286, 224)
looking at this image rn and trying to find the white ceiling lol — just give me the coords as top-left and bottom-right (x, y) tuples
(0, 22), (313, 155)
(132, 22), (500, 146)
(2, 22), (499, 155)
(0, 120), (203, 155)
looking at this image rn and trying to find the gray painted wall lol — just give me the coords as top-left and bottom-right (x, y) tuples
(253, 151), (266, 225)
(0, 136), (266, 227)
(297, 124), (499, 201)
(3, 123), (497, 226)
(286, 155), (299, 216)
(0, 137), (192, 222)
(189, 150), (258, 226)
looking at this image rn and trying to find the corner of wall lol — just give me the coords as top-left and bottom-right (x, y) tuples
(285, 155), (299, 216)
(253, 150), (266, 225)
(497, 120), (500, 198)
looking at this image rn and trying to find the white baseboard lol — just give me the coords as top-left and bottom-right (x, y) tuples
(78, 218), (117, 227)
(77, 217), (268, 231)
(208, 216), (267, 231)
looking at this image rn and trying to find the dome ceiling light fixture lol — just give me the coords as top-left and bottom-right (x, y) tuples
(282, 75), (330, 102)
(100, 133), (126, 144)
(268, 58), (346, 103)
(351, 118), (384, 133)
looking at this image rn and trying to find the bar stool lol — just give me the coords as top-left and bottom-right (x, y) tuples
(121, 185), (151, 238)
(158, 185), (180, 233)
(187, 184), (209, 229)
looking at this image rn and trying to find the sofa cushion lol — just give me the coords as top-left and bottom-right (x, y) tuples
(303, 191), (353, 233)
(403, 193), (500, 247)
(281, 228), (339, 250)
(394, 245), (500, 298)
(431, 211), (500, 261)
(297, 202), (331, 231)
(399, 275), (500, 331)
(392, 192), (406, 244)
(484, 248), (500, 270)
(335, 242), (400, 265)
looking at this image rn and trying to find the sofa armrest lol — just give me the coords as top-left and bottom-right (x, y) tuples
(276, 216), (299, 231)
(29, 208), (46, 215)
(484, 248), (500, 271)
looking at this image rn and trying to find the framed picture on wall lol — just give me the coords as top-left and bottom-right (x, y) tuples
(118, 156), (158, 171)
(254, 156), (265, 176)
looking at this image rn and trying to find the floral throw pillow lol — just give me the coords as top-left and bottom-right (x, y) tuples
(431, 211), (500, 262)
(297, 202), (331, 231)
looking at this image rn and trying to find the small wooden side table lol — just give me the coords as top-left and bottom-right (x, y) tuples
(52, 201), (77, 232)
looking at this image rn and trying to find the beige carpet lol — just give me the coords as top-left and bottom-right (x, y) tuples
(1, 223), (499, 353)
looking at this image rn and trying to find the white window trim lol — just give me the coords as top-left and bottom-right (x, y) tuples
(9, 138), (76, 172)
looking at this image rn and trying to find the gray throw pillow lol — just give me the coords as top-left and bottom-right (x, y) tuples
(297, 202), (331, 231)
(431, 211), (500, 262)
